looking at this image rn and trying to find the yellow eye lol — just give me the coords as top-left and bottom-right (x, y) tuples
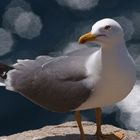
(104, 25), (111, 30)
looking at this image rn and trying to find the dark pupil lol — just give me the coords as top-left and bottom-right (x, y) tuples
(104, 25), (111, 30)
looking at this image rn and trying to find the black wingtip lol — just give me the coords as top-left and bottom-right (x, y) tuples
(0, 63), (14, 79)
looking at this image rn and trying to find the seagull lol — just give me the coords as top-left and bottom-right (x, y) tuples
(0, 18), (136, 140)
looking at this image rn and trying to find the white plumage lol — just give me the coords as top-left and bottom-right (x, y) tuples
(77, 18), (136, 110)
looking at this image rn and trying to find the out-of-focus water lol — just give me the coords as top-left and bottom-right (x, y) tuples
(0, 0), (140, 136)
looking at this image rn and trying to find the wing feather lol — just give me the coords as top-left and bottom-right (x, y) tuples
(5, 48), (97, 112)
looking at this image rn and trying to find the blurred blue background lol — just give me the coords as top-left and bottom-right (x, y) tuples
(0, 0), (140, 136)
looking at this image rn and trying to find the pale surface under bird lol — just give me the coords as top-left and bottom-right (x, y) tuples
(0, 18), (136, 140)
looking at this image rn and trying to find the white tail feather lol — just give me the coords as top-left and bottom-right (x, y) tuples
(0, 83), (5, 86)
(0, 77), (5, 86)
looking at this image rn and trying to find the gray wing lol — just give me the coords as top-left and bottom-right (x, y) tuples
(6, 48), (97, 112)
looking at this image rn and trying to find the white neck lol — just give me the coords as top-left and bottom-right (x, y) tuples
(86, 40), (132, 82)
(101, 38), (126, 49)
(101, 40), (128, 58)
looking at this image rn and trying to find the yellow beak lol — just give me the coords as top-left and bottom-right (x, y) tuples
(79, 32), (96, 44)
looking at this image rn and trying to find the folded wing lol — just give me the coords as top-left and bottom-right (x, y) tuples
(5, 47), (97, 112)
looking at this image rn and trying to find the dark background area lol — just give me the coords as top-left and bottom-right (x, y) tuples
(0, 0), (140, 136)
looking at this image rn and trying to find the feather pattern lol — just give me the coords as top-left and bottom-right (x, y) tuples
(5, 47), (97, 112)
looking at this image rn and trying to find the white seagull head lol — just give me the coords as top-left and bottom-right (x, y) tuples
(79, 18), (124, 46)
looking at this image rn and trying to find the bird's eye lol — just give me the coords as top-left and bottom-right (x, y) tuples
(104, 25), (111, 30)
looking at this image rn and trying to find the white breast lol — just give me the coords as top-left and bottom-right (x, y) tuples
(76, 45), (136, 111)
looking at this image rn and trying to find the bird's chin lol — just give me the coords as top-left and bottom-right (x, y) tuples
(94, 38), (111, 46)
(89, 39), (102, 46)
(92, 36), (107, 46)
(83, 41), (98, 47)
